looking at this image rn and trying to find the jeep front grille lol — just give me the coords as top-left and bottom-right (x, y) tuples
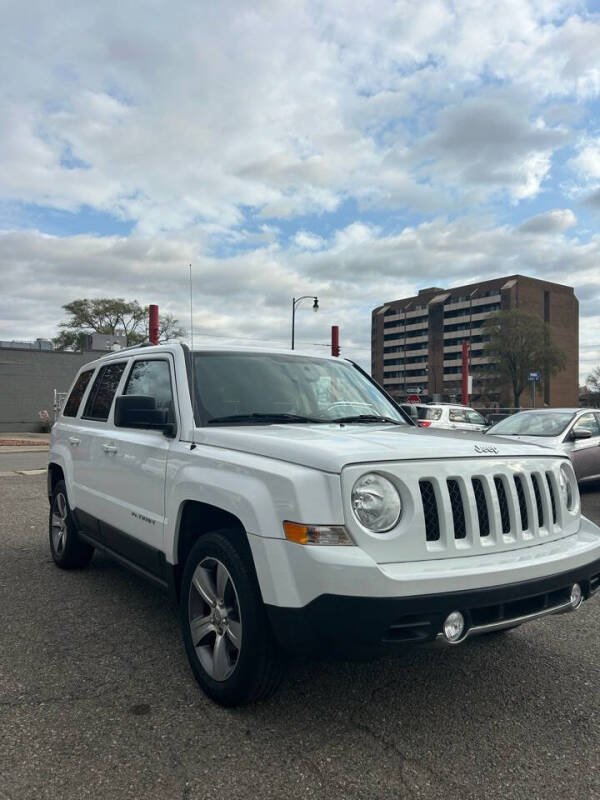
(419, 480), (440, 542)
(494, 476), (511, 534)
(472, 478), (490, 537)
(415, 462), (577, 555)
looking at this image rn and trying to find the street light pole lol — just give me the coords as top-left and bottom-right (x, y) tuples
(291, 295), (319, 349)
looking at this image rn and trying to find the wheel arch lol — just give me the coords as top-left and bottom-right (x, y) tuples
(172, 500), (255, 601)
(47, 462), (65, 503)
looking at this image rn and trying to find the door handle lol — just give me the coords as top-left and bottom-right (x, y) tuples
(102, 443), (118, 455)
(69, 437), (81, 447)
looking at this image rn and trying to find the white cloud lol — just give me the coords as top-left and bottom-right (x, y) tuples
(294, 231), (325, 250)
(1, 1), (599, 233)
(1, 1), (600, 384)
(569, 139), (600, 180)
(2, 215), (599, 380)
(415, 90), (568, 202)
(519, 208), (577, 233)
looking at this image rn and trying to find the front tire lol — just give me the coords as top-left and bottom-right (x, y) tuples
(49, 481), (94, 569)
(180, 531), (285, 706)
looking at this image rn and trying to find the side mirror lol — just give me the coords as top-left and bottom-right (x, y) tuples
(114, 395), (175, 437)
(571, 428), (593, 441)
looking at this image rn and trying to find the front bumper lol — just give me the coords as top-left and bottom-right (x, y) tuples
(248, 515), (600, 658)
(266, 558), (600, 657)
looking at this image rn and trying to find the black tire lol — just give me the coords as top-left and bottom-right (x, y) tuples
(180, 530), (286, 706)
(49, 480), (94, 569)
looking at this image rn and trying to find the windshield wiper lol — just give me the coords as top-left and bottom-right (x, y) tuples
(207, 413), (325, 425)
(329, 414), (404, 425)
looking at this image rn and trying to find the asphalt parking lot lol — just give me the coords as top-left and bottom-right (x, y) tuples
(2, 475), (600, 800)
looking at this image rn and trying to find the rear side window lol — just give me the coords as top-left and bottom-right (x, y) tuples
(63, 369), (94, 417)
(449, 408), (467, 422)
(83, 362), (126, 422)
(417, 407), (442, 421)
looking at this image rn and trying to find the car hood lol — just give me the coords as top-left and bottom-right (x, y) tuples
(193, 424), (564, 473)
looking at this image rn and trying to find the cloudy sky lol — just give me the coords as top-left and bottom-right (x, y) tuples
(1, 0), (600, 380)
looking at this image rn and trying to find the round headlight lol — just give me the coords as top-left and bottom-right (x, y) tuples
(560, 463), (577, 511)
(351, 473), (402, 532)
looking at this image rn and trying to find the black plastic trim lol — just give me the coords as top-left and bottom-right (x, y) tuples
(73, 509), (174, 595)
(265, 557), (600, 658)
(79, 531), (169, 592)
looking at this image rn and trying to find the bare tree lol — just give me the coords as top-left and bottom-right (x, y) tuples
(483, 310), (566, 407)
(587, 366), (600, 393)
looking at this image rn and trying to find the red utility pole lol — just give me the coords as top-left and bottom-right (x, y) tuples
(461, 339), (470, 405)
(331, 325), (340, 357)
(149, 304), (159, 345)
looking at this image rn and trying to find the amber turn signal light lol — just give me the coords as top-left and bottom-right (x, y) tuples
(283, 521), (353, 546)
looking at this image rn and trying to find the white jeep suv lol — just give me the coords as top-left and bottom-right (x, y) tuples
(47, 344), (600, 705)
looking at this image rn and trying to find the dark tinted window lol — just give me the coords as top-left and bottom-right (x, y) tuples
(63, 369), (94, 417)
(83, 362), (126, 421)
(124, 360), (174, 416)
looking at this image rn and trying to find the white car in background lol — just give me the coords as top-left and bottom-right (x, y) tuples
(403, 403), (488, 432)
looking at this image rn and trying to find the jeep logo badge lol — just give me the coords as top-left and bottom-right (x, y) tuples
(474, 444), (499, 454)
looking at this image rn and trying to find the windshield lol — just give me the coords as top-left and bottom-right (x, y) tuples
(192, 352), (407, 425)
(465, 409), (486, 425)
(488, 411), (575, 437)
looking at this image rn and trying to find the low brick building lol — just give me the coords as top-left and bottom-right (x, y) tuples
(371, 275), (578, 408)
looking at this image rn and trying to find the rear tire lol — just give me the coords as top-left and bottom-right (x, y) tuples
(49, 481), (94, 569)
(180, 530), (285, 706)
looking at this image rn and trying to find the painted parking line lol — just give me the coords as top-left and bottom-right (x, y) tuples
(17, 469), (47, 476)
(0, 469), (46, 477)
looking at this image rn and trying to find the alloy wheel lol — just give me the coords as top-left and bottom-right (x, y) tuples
(188, 557), (242, 681)
(51, 492), (68, 556)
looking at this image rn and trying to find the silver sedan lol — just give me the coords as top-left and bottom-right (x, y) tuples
(487, 408), (600, 484)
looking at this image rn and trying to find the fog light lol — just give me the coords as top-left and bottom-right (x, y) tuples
(443, 611), (466, 643)
(570, 583), (583, 609)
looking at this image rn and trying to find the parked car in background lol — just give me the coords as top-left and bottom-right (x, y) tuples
(487, 408), (600, 484)
(404, 403), (488, 432)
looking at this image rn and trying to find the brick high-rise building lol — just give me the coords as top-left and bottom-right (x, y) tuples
(371, 275), (578, 408)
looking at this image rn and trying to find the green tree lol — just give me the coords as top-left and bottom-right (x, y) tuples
(54, 298), (185, 350)
(483, 310), (566, 408)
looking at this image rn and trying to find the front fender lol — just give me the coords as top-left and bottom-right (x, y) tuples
(164, 443), (344, 564)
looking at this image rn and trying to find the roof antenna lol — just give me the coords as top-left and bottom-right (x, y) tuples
(189, 263), (198, 449)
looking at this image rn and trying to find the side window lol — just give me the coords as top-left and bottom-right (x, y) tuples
(449, 408), (467, 422)
(123, 360), (174, 418)
(63, 369), (94, 417)
(83, 362), (126, 422)
(573, 414), (600, 437)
